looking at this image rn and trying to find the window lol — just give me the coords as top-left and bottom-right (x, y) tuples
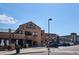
(28, 23), (33, 29)
(32, 32), (38, 36)
(25, 31), (32, 35)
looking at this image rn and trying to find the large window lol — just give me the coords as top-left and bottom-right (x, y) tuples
(32, 32), (38, 36)
(25, 31), (32, 35)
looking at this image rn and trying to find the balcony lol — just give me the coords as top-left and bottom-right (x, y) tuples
(13, 34), (25, 39)
(25, 35), (37, 40)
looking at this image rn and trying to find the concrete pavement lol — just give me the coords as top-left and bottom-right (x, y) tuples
(0, 45), (79, 55)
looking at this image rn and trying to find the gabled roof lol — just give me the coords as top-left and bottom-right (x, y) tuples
(20, 21), (41, 29)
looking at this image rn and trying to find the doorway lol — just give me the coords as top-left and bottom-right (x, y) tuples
(27, 40), (32, 47)
(33, 41), (38, 47)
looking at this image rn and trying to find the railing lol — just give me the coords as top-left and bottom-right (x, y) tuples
(25, 35), (36, 40)
(0, 28), (15, 32)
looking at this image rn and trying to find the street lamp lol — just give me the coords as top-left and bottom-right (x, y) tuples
(48, 18), (52, 55)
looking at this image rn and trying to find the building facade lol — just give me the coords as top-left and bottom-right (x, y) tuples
(14, 21), (45, 47)
(0, 21), (46, 50)
(0, 21), (79, 50)
(60, 33), (79, 45)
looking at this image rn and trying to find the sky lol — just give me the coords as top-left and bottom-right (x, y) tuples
(0, 3), (79, 36)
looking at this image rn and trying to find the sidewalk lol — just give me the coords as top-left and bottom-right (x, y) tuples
(0, 45), (79, 55)
(0, 47), (47, 55)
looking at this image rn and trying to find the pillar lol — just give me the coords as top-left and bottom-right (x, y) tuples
(6, 40), (9, 46)
(4, 40), (7, 46)
(1, 39), (4, 46)
(0, 39), (1, 45)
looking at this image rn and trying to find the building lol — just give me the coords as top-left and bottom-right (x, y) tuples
(0, 21), (79, 50)
(44, 33), (60, 45)
(60, 33), (79, 45)
(0, 21), (46, 50)
(14, 21), (45, 47)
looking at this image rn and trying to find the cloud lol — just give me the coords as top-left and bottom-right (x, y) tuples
(0, 14), (19, 24)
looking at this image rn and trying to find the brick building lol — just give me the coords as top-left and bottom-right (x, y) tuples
(44, 33), (60, 45)
(0, 21), (46, 50)
(14, 21), (45, 47)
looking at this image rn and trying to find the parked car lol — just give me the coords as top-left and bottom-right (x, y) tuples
(62, 43), (70, 46)
(69, 42), (74, 46)
(60, 42), (74, 46)
(48, 43), (59, 48)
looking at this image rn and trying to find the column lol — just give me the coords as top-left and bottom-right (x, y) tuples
(4, 40), (7, 46)
(0, 39), (1, 46)
(6, 40), (9, 46)
(1, 39), (4, 46)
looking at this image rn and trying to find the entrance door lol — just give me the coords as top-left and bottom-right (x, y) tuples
(18, 39), (23, 48)
(33, 41), (38, 47)
(27, 40), (32, 47)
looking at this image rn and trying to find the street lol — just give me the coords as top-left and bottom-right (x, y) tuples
(0, 45), (79, 55)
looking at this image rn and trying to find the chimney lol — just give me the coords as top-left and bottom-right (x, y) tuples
(9, 28), (11, 33)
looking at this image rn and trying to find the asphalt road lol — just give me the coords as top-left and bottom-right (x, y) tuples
(0, 45), (79, 55)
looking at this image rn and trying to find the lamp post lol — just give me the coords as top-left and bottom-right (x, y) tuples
(48, 18), (52, 55)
